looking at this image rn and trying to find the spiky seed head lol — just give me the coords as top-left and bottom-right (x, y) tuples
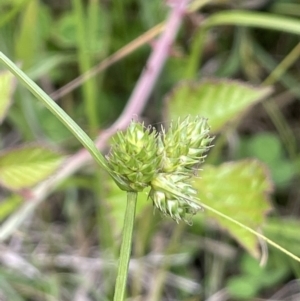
(106, 116), (213, 224)
(149, 173), (202, 224)
(106, 120), (161, 192)
(159, 116), (214, 174)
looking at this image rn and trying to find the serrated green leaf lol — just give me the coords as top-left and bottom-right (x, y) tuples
(0, 70), (16, 123)
(194, 160), (273, 258)
(164, 79), (272, 133)
(0, 146), (64, 190)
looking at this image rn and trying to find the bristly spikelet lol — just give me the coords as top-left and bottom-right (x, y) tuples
(107, 116), (213, 224)
(106, 120), (161, 192)
(149, 116), (213, 223)
(158, 116), (213, 174)
(149, 173), (202, 224)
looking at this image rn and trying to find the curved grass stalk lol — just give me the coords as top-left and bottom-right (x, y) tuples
(199, 202), (300, 263)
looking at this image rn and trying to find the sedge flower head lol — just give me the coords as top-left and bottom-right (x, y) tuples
(107, 116), (213, 223)
(106, 121), (161, 192)
(159, 116), (213, 174)
(149, 173), (202, 224)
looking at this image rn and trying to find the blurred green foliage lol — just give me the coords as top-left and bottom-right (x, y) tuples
(238, 132), (296, 188)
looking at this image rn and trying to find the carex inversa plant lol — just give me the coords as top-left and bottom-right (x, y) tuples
(106, 117), (213, 300)
(107, 117), (213, 222)
(0, 51), (213, 301)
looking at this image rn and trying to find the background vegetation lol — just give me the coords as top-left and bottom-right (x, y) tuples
(0, 0), (300, 300)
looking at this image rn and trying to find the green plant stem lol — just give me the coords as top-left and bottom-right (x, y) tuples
(260, 42), (300, 161)
(203, 10), (300, 35)
(0, 52), (101, 163)
(200, 202), (300, 263)
(113, 192), (138, 301)
(184, 27), (207, 79)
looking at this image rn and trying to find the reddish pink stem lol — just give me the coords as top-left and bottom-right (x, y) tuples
(110, 0), (188, 131)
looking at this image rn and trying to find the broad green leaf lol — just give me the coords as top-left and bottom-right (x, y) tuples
(0, 70), (16, 123)
(164, 79), (272, 132)
(0, 195), (22, 221)
(0, 145), (64, 190)
(194, 159), (273, 258)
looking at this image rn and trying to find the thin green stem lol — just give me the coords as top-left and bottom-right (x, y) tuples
(203, 10), (300, 35)
(254, 43), (300, 98)
(113, 192), (138, 301)
(260, 43), (300, 161)
(184, 27), (207, 79)
(263, 42), (300, 87)
(200, 202), (300, 263)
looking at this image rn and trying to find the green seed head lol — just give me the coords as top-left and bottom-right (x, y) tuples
(106, 120), (161, 192)
(149, 173), (202, 224)
(159, 116), (213, 173)
(106, 116), (212, 223)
